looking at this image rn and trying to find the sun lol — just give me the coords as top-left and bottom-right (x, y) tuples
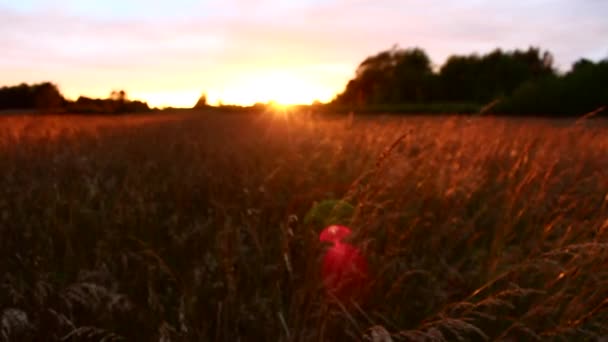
(130, 90), (202, 109)
(267, 101), (292, 110)
(257, 73), (320, 105)
(214, 71), (330, 106)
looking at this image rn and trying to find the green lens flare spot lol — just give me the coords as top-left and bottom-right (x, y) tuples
(303, 199), (355, 228)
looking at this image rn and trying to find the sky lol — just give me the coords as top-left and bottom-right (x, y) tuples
(1, 0), (607, 108)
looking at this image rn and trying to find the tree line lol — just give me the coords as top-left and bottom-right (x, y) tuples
(333, 46), (607, 116)
(3, 47), (606, 117)
(0, 82), (151, 114)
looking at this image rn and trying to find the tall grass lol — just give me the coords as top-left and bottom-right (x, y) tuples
(1, 111), (607, 341)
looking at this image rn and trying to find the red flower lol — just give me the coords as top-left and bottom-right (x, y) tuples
(319, 225), (368, 303)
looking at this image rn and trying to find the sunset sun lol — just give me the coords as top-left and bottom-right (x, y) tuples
(257, 74), (318, 105)
(208, 70), (333, 106)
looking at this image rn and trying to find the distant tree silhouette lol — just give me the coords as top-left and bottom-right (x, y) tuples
(110, 90), (127, 102)
(438, 48), (554, 102)
(108, 90), (128, 113)
(0, 83), (150, 114)
(438, 55), (480, 102)
(194, 93), (208, 108)
(334, 46), (555, 107)
(0, 83), (30, 109)
(335, 47), (434, 105)
(33, 83), (64, 111)
(498, 58), (608, 116)
(67, 90), (150, 114)
(572, 58), (595, 72)
(0, 82), (64, 112)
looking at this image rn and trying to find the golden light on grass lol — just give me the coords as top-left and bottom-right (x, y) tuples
(4, 112), (608, 340)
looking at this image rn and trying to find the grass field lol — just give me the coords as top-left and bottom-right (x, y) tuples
(1, 110), (608, 341)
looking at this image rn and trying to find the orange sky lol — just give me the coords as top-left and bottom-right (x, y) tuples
(1, 0), (607, 108)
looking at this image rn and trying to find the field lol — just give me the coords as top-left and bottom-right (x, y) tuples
(1, 110), (608, 341)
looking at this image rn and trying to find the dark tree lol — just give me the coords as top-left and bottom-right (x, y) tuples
(438, 47), (555, 103)
(0, 82), (64, 111)
(194, 93), (208, 108)
(334, 47), (434, 106)
(391, 48), (434, 102)
(33, 82), (64, 111)
(498, 57), (608, 116)
(110, 90), (127, 102)
(333, 46), (556, 107)
(66, 91), (150, 114)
